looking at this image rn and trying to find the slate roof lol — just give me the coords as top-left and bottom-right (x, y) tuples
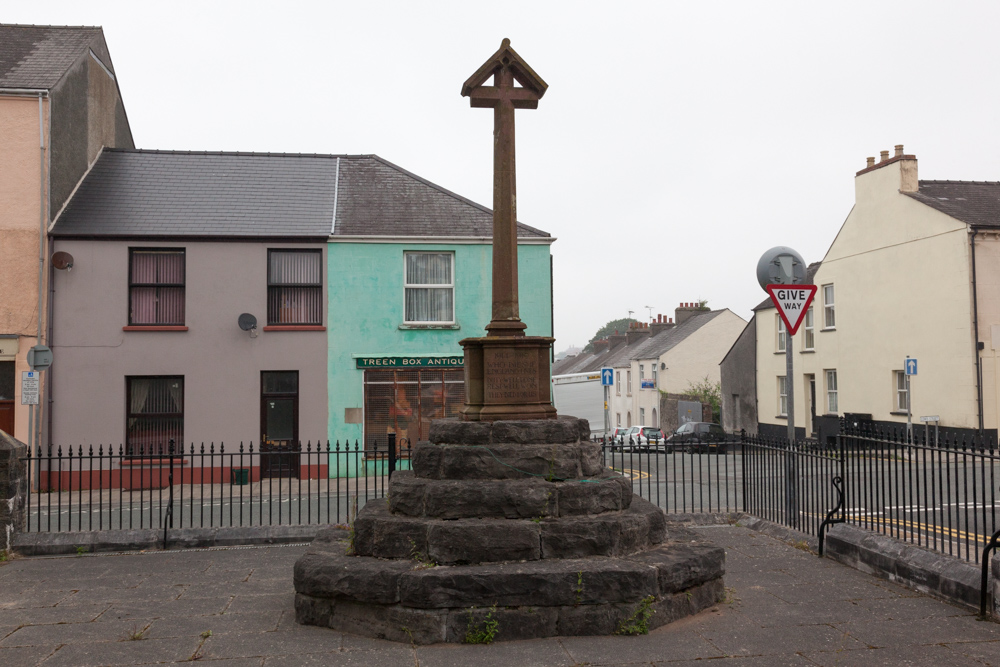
(552, 311), (730, 376)
(51, 150), (552, 239)
(0, 25), (103, 89)
(905, 181), (1000, 229)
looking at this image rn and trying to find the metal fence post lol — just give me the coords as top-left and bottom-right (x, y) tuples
(387, 432), (396, 480)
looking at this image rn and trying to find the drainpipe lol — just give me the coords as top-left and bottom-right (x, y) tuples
(33, 92), (48, 488)
(971, 229), (984, 433)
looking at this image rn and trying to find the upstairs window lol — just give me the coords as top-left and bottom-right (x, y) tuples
(616, 371), (621, 396)
(776, 316), (787, 352)
(823, 284), (836, 328)
(129, 249), (185, 325)
(268, 250), (322, 325)
(404, 252), (454, 323)
(803, 308), (815, 350)
(627, 370), (632, 395)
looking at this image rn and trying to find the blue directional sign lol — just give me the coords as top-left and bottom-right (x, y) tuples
(905, 358), (918, 376)
(601, 368), (614, 386)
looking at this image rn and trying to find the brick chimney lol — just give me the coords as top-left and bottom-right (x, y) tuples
(675, 302), (706, 326)
(650, 314), (675, 335)
(592, 338), (611, 354)
(606, 330), (627, 351)
(625, 321), (651, 345)
(856, 144), (918, 195)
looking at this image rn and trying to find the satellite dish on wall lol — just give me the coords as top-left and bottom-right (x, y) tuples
(51, 251), (74, 271)
(238, 313), (258, 338)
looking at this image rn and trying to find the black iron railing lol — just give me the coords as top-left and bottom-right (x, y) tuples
(21, 437), (411, 534)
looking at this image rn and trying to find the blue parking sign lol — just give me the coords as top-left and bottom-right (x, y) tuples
(601, 368), (613, 386)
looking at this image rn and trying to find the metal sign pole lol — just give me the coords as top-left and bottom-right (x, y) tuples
(906, 358), (912, 442)
(785, 336), (798, 528)
(604, 384), (610, 439)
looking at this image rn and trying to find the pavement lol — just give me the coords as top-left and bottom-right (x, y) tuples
(2, 524), (1000, 666)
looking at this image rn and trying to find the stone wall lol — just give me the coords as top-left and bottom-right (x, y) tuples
(0, 430), (28, 553)
(658, 393), (713, 434)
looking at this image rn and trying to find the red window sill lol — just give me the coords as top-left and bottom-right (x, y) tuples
(123, 326), (189, 332)
(262, 325), (326, 331)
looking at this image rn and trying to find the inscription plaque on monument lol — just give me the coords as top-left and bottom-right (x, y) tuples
(484, 349), (539, 402)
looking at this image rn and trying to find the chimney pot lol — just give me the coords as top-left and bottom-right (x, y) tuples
(669, 318), (673, 324)
(866, 156), (875, 168)
(880, 150), (889, 162)
(895, 144), (904, 157)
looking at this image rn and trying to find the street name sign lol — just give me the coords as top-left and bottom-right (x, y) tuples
(601, 368), (613, 386)
(765, 284), (818, 335)
(905, 358), (918, 375)
(919, 415), (939, 423)
(21, 371), (39, 405)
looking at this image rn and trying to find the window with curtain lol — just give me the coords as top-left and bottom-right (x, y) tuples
(778, 376), (787, 416)
(268, 250), (322, 325)
(826, 370), (838, 413)
(126, 376), (183, 456)
(404, 252), (454, 323)
(895, 371), (908, 412)
(802, 308), (815, 350)
(776, 315), (786, 352)
(129, 249), (185, 325)
(823, 284), (836, 328)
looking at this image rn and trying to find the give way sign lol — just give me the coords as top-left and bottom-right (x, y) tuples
(766, 284), (818, 336)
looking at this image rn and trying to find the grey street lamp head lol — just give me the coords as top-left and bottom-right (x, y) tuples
(756, 246), (807, 291)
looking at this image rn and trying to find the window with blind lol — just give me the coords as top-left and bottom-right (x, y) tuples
(126, 376), (183, 456)
(404, 252), (454, 323)
(129, 249), (185, 325)
(268, 250), (323, 325)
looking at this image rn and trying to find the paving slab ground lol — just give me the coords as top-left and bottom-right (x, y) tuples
(2, 525), (1000, 665)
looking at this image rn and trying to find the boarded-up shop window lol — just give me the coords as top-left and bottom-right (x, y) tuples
(363, 369), (464, 456)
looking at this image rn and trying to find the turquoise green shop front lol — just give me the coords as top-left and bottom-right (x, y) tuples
(327, 241), (553, 478)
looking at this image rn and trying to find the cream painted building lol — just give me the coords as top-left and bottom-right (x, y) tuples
(609, 307), (746, 429)
(0, 25), (132, 449)
(756, 146), (1000, 442)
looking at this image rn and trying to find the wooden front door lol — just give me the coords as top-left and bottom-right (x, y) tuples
(260, 371), (299, 478)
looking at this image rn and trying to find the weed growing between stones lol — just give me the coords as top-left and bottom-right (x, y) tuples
(76, 546), (87, 556)
(575, 571), (584, 605)
(0, 551), (7, 562)
(120, 623), (149, 641)
(188, 629), (212, 660)
(408, 537), (436, 570)
(615, 595), (655, 636)
(723, 587), (739, 605)
(464, 604), (499, 644)
(792, 540), (813, 554)
(401, 626), (416, 646)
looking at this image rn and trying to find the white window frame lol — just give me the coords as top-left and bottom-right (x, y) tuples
(616, 371), (621, 396)
(627, 411), (632, 427)
(826, 369), (838, 413)
(639, 407), (645, 425)
(639, 364), (644, 382)
(823, 284), (835, 329)
(776, 315), (787, 352)
(802, 308), (814, 350)
(403, 252), (455, 324)
(627, 370), (632, 395)
(778, 376), (787, 417)
(652, 366), (657, 387)
(895, 371), (908, 412)
(616, 413), (621, 427)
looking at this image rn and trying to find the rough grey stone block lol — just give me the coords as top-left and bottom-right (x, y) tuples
(294, 593), (336, 627)
(429, 416), (589, 446)
(420, 478), (554, 520)
(626, 542), (726, 595)
(386, 471), (426, 516)
(427, 519), (540, 564)
(330, 599), (445, 644)
(556, 603), (625, 636)
(396, 558), (657, 609)
(444, 605), (559, 643)
(557, 476), (624, 515)
(412, 442), (599, 481)
(294, 548), (413, 603)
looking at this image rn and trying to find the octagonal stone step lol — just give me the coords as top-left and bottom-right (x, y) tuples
(387, 470), (632, 519)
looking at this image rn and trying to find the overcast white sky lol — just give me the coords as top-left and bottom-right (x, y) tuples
(9, 1), (1000, 350)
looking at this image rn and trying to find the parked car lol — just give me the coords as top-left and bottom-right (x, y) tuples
(666, 422), (734, 453)
(607, 426), (631, 449)
(635, 426), (664, 450)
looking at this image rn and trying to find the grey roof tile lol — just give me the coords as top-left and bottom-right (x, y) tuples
(0, 24), (102, 89)
(905, 180), (1000, 229)
(51, 150), (552, 239)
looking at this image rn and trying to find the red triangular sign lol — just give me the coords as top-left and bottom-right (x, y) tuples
(766, 284), (817, 336)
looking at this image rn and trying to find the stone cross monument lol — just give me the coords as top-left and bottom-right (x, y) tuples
(459, 38), (557, 421)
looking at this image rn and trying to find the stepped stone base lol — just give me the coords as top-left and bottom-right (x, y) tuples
(293, 417), (726, 643)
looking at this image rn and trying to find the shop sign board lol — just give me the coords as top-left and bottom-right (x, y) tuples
(356, 356), (464, 369)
